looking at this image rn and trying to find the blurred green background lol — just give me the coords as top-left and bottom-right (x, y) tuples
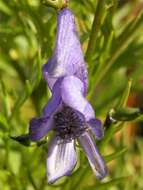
(0, 0), (143, 189)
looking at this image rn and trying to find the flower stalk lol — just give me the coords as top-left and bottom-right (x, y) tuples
(41, 0), (68, 9)
(85, 0), (105, 63)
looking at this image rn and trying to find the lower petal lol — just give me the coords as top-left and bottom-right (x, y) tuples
(47, 137), (77, 184)
(78, 132), (108, 180)
(29, 116), (53, 141)
(87, 119), (104, 140)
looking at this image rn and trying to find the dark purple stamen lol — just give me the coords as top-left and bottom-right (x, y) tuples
(54, 106), (87, 142)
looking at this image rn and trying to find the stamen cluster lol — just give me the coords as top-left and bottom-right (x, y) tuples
(54, 106), (87, 143)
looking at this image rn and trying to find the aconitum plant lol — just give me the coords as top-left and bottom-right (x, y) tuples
(29, 8), (107, 183)
(1, 0), (143, 189)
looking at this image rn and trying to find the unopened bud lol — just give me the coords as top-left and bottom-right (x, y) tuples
(41, 0), (69, 9)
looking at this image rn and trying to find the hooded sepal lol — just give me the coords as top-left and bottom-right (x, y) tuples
(42, 8), (88, 92)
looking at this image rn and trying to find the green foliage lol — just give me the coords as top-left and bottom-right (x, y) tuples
(0, 0), (143, 189)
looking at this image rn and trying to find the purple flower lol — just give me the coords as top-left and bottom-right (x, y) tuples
(29, 8), (107, 184)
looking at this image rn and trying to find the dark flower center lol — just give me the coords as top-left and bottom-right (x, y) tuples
(54, 106), (87, 143)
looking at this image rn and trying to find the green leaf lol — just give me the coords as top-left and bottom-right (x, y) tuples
(0, 0), (13, 15)
(83, 176), (131, 190)
(111, 107), (142, 121)
(104, 147), (127, 162)
(0, 80), (11, 117)
(85, 0), (106, 63)
(25, 80), (32, 95)
(8, 151), (21, 175)
(116, 12), (143, 50)
(0, 113), (9, 130)
(10, 134), (31, 147)
(117, 79), (132, 108)
(10, 134), (47, 147)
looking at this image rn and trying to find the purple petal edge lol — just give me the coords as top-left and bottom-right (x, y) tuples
(42, 77), (63, 117)
(87, 118), (104, 140)
(78, 132), (108, 180)
(29, 116), (53, 141)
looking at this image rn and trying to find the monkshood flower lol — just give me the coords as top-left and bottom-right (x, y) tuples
(29, 8), (107, 184)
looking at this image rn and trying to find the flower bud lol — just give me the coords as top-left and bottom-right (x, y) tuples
(41, 0), (68, 9)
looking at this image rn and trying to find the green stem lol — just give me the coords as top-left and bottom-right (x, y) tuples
(41, 0), (68, 9)
(70, 168), (89, 190)
(27, 171), (39, 190)
(85, 0), (105, 63)
(88, 27), (140, 101)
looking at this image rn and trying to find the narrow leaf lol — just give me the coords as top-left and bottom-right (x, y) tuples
(10, 134), (31, 147)
(104, 147), (127, 162)
(117, 79), (132, 108)
(83, 176), (131, 190)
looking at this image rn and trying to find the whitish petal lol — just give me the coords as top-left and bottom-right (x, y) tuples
(47, 137), (77, 184)
(87, 119), (104, 140)
(61, 76), (95, 121)
(78, 132), (108, 180)
(29, 116), (54, 141)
